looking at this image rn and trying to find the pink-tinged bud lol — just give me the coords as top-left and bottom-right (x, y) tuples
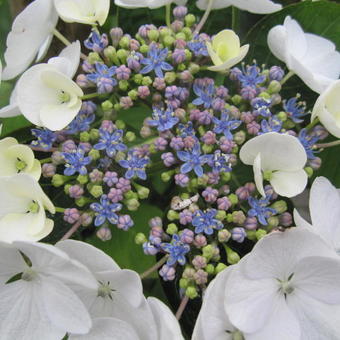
(179, 70), (193, 83)
(89, 169), (103, 183)
(218, 229), (231, 242)
(175, 173), (189, 187)
(231, 227), (247, 243)
(219, 185), (230, 195)
(217, 196), (232, 210)
(309, 157), (322, 170)
(76, 74), (91, 88)
(153, 77), (166, 90)
(193, 234), (207, 248)
(207, 172), (220, 185)
(247, 121), (260, 135)
(110, 27), (123, 47)
(171, 20), (184, 32)
(202, 131), (216, 145)
(120, 96), (133, 109)
(143, 242), (159, 255)
(108, 188), (123, 203)
(42, 163), (56, 178)
(159, 265), (176, 281)
(182, 267), (196, 280)
(96, 226), (112, 241)
(279, 212), (293, 227)
(245, 182), (256, 193)
(117, 215), (134, 231)
(116, 177), (131, 192)
(192, 255), (207, 269)
(154, 137), (168, 151)
(149, 216), (163, 228)
(219, 137), (235, 153)
(81, 213), (93, 226)
(100, 120), (116, 133)
(236, 186), (250, 201)
(62, 140), (77, 153)
(180, 228), (194, 243)
(173, 5), (188, 19)
(183, 136), (196, 149)
(174, 108), (186, 120)
(241, 111), (254, 124)
(202, 187), (219, 203)
(64, 208), (80, 224)
(241, 86), (257, 100)
(194, 269), (208, 285)
(137, 85), (150, 99)
(129, 39), (140, 51)
(151, 225), (163, 238)
(175, 39), (187, 49)
(161, 152), (176, 167)
(69, 185), (84, 199)
(116, 65), (131, 80)
(52, 151), (64, 165)
(245, 216), (258, 230)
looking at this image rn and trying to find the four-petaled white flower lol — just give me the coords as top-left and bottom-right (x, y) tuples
(0, 41), (81, 120)
(2, 0), (58, 80)
(294, 176), (340, 256)
(0, 174), (55, 243)
(225, 227), (340, 339)
(206, 30), (249, 73)
(240, 132), (308, 198)
(311, 80), (340, 138)
(0, 137), (41, 180)
(268, 16), (340, 94)
(114, 0), (187, 9)
(54, 0), (110, 26)
(0, 241), (97, 340)
(196, 0), (282, 14)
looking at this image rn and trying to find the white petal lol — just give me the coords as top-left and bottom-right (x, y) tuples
(224, 264), (278, 333)
(293, 209), (312, 229)
(114, 0), (147, 8)
(0, 280), (66, 340)
(292, 256), (340, 304)
(253, 152), (265, 197)
(267, 25), (289, 64)
(309, 176), (340, 251)
(242, 227), (337, 281)
(56, 239), (120, 273)
(0, 83), (21, 118)
(36, 34), (54, 62)
(148, 297), (184, 340)
(69, 317), (140, 340)
(231, 0), (282, 14)
(270, 169), (308, 198)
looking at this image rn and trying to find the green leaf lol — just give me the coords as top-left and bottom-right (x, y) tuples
(117, 105), (151, 131)
(87, 203), (164, 274)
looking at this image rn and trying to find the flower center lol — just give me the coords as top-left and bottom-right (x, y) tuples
(226, 329), (244, 340)
(15, 158), (27, 172)
(21, 268), (37, 281)
(263, 170), (273, 181)
(28, 201), (40, 214)
(59, 90), (71, 104)
(278, 273), (295, 297)
(97, 282), (115, 299)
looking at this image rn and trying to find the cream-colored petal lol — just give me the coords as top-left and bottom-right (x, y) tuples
(253, 153), (266, 197)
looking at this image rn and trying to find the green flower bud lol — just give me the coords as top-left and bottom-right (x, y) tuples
(124, 190), (138, 200)
(166, 223), (178, 235)
(90, 129), (99, 141)
(218, 229), (231, 242)
(115, 120), (126, 129)
(116, 49), (128, 63)
(134, 74), (143, 84)
(148, 29), (160, 41)
(119, 36), (130, 49)
(277, 111), (287, 122)
(268, 80), (282, 94)
(79, 131), (90, 142)
(77, 174), (89, 185)
(305, 167), (313, 178)
(221, 172), (231, 182)
(142, 76), (153, 86)
(114, 103), (121, 111)
(225, 246), (240, 265)
(88, 149), (100, 161)
(205, 264), (215, 275)
(114, 151), (126, 162)
(167, 210), (179, 221)
(268, 216), (279, 228)
(226, 213), (233, 223)
(124, 131), (136, 142)
(159, 27), (172, 38)
(103, 46), (119, 64)
(185, 14), (196, 27)
(52, 174), (67, 187)
(202, 144), (213, 153)
(234, 131), (246, 145)
(126, 198), (140, 211)
(137, 186), (150, 199)
(161, 170), (174, 182)
(179, 278), (189, 289)
(256, 229), (267, 240)
(119, 80), (129, 91)
(228, 193), (238, 205)
(180, 193), (190, 200)
(177, 63), (186, 72)
(135, 232), (147, 245)
(185, 286), (198, 299)
(232, 210), (246, 225)
(259, 91), (271, 100)
(90, 185), (103, 198)
(101, 100), (113, 112)
(216, 210), (227, 221)
(247, 230), (257, 241)
(182, 27), (192, 40)
(128, 90), (138, 100)
(64, 184), (71, 195)
(197, 174), (209, 186)
(202, 245), (214, 260)
(175, 32), (186, 41)
(215, 263), (227, 274)
(231, 95), (242, 105)
(75, 197), (88, 207)
(184, 49), (192, 60)
(283, 120), (295, 129)
(140, 44), (149, 54)
(164, 72), (177, 84)
(88, 52), (102, 64)
(188, 63), (200, 74)
(271, 200), (287, 214)
(163, 35), (175, 48)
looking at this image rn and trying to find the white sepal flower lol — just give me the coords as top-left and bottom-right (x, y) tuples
(0, 241), (98, 340)
(225, 228), (340, 339)
(196, 0), (282, 14)
(311, 80), (340, 138)
(268, 16), (340, 94)
(239, 132), (307, 198)
(16, 63), (83, 131)
(294, 176), (340, 255)
(114, 0), (187, 9)
(0, 137), (41, 180)
(0, 173), (55, 243)
(0, 42), (81, 120)
(206, 30), (249, 73)
(54, 0), (110, 26)
(2, 0), (58, 80)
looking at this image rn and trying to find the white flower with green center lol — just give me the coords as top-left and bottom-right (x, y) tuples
(16, 60), (83, 131)
(225, 228), (340, 339)
(196, 0), (282, 14)
(268, 16), (340, 94)
(311, 80), (340, 138)
(0, 137), (41, 180)
(0, 173), (55, 243)
(294, 176), (340, 256)
(2, 0), (58, 80)
(206, 30), (249, 73)
(114, 0), (187, 9)
(0, 241), (98, 340)
(239, 132), (308, 198)
(54, 0), (110, 25)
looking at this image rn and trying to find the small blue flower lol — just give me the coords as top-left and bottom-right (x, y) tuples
(192, 82), (215, 109)
(248, 197), (276, 225)
(94, 128), (127, 157)
(148, 107), (179, 132)
(66, 111), (96, 134)
(31, 129), (57, 150)
(192, 209), (223, 235)
(238, 64), (266, 88)
(140, 45), (173, 78)
(283, 97), (307, 123)
(161, 234), (190, 266)
(177, 143), (212, 177)
(252, 97), (272, 118)
(90, 195), (122, 227)
(63, 147), (92, 176)
(87, 62), (117, 93)
(210, 150), (232, 173)
(178, 121), (195, 138)
(298, 128), (320, 160)
(84, 31), (108, 52)
(260, 116), (282, 134)
(119, 150), (150, 180)
(212, 111), (242, 139)
(187, 35), (209, 57)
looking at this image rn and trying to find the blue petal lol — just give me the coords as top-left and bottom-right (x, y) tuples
(181, 162), (193, 174)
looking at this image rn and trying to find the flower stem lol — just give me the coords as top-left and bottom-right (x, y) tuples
(140, 256), (168, 279)
(30, 146), (58, 152)
(316, 140), (340, 149)
(166, 3), (171, 28)
(305, 118), (319, 130)
(194, 0), (215, 35)
(53, 29), (71, 46)
(55, 207), (66, 213)
(81, 93), (101, 100)
(280, 70), (295, 85)
(59, 220), (82, 241)
(39, 157), (52, 164)
(175, 295), (189, 320)
(231, 6), (239, 32)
